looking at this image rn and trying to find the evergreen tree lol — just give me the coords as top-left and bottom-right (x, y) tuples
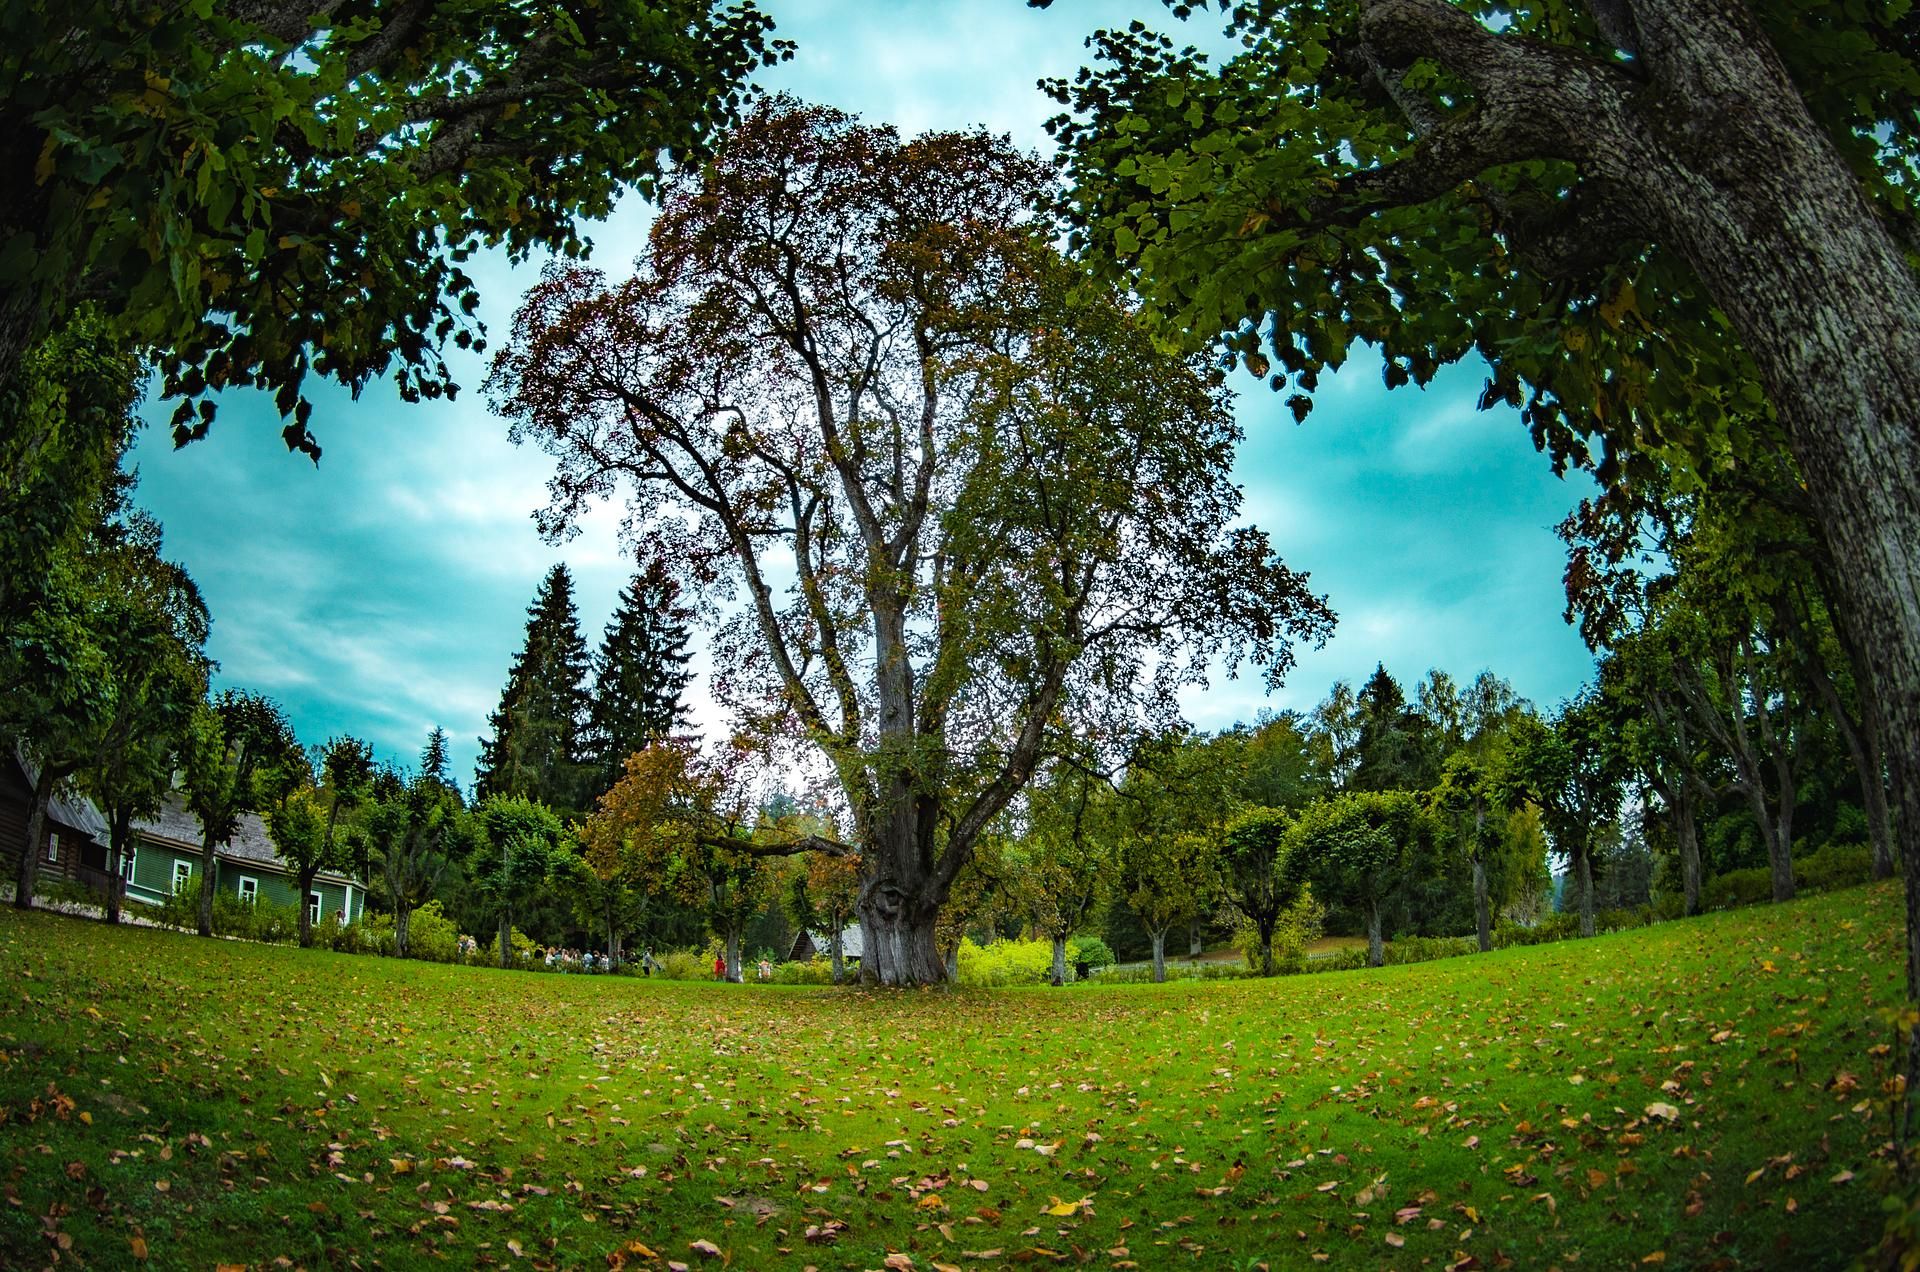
(476, 565), (592, 812)
(587, 558), (694, 796)
(1353, 664), (1439, 792)
(419, 727), (458, 798)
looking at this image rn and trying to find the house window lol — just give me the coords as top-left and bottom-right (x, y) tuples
(171, 860), (193, 893)
(45, 832), (58, 863)
(308, 892), (322, 926)
(120, 847), (136, 882)
(238, 876), (258, 905)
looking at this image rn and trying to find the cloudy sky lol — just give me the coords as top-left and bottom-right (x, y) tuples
(127, 0), (1597, 784)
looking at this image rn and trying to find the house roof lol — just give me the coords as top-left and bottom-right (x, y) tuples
(134, 793), (358, 883)
(803, 923), (863, 960)
(13, 746), (108, 843)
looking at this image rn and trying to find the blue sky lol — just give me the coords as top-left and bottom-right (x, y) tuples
(127, 0), (1597, 783)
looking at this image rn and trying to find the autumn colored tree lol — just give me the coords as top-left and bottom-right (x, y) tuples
(0, 0), (788, 457)
(790, 849), (862, 983)
(491, 99), (1330, 984)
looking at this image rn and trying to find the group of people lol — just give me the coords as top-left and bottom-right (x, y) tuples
(712, 955), (776, 981)
(541, 947), (621, 973)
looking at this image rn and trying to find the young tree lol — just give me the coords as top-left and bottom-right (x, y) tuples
(491, 99), (1331, 983)
(1218, 808), (1301, 976)
(472, 795), (569, 968)
(1287, 790), (1427, 967)
(477, 565), (594, 813)
(1428, 753), (1501, 952)
(181, 691), (301, 937)
(266, 785), (335, 947)
(588, 557), (695, 796)
(0, 1), (789, 457)
(787, 846), (862, 984)
(364, 765), (457, 959)
(1504, 694), (1624, 938)
(1118, 733), (1233, 981)
(1015, 769), (1122, 987)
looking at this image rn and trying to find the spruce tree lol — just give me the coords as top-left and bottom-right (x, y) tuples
(587, 557), (694, 796)
(476, 565), (593, 812)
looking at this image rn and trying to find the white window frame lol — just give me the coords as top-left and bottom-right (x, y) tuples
(308, 891), (322, 926)
(120, 846), (136, 882)
(237, 876), (258, 905)
(171, 860), (193, 893)
(45, 831), (58, 863)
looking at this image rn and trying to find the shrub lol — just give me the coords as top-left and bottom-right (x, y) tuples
(655, 949), (715, 981)
(1096, 960), (1256, 984)
(402, 900), (462, 963)
(957, 937), (1055, 986)
(35, 879), (102, 910)
(1314, 948), (1368, 973)
(1235, 890), (1326, 974)
(154, 879), (203, 931)
(1068, 935), (1116, 975)
(1704, 866), (1776, 911)
(1797, 843), (1875, 893)
(1383, 935), (1478, 966)
(772, 958), (834, 985)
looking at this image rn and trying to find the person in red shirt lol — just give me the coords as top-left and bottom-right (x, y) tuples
(714, 953), (727, 982)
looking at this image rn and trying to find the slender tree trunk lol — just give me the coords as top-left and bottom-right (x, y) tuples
(297, 866), (316, 948)
(197, 828), (218, 937)
(1575, 846), (1595, 939)
(499, 911), (511, 969)
(1050, 933), (1068, 987)
(1150, 928), (1167, 983)
(725, 929), (742, 983)
(1189, 916), (1203, 959)
(395, 902), (412, 958)
(105, 807), (129, 925)
(14, 768), (54, 910)
(830, 923), (845, 984)
(945, 942), (959, 982)
(1675, 795), (1702, 918)
(1256, 916), (1277, 976)
(1366, 903), (1384, 968)
(1471, 855), (1491, 953)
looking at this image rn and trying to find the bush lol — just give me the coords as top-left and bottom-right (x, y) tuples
(1797, 842), (1875, 893)
(211, 890), (299, 944)
(957, 937), (1055, 986)
(1704, 866), (1776, 911)
(1096, 960), (1256, 984)
(402, 900), (462, 963)
(1492, 911), (1580, 949)
(153, 879), (203, 931)
(772, 958), (834, 985)
(1314, 947), (1368, 973)
(1234, 891), (1326, 974)
(1383, 934), (1478, 966)
(654, 949), (716, 981)
(35, 878), (102, 910)
(1068, 935), (1116, 975)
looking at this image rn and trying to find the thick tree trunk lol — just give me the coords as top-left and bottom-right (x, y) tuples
(1150, 928), (1167, 983)
(395, 903), (413, 958)
(1574, 847), (1595, 939)
(830, 926), (845, 984)
(1050, 934), (1068, 987)
(1365, 903), (1384, 968)
(198, 830), (218, 937)
(1189, 916), (1203, 959)
(724, 929), (742, 983)
(1471, 855), (1491, 953)
(1255, 916), (1278, 976)
(856, 886), (947, 986)
(14, 769), (53, 911)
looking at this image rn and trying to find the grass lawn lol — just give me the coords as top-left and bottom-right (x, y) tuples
(0, 884), (1906, 1271)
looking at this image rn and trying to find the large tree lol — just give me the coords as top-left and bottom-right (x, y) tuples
(477, 564), (594, 812)
(1218, 807), (1301, 976)
(1042, 0), (1920, 1111)
(587, 555), (695, 795)
(1287, 789), (1427, 967)
(490, 99), (1331, 984)
(0, 0), (788, 457)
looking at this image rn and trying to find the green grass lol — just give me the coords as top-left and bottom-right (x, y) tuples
(0, 885), (1906, 1270)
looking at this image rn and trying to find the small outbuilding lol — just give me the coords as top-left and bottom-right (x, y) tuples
(787, 923), (863, 965)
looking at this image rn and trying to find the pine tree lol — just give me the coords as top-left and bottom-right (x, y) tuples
(586, 557), (694, 797)
(476, 565), (593, 812)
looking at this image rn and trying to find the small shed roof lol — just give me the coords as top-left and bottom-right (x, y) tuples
(14, 746), (108, 843)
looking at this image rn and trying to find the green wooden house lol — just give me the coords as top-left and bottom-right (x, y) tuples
(128, 795), (366, 925)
